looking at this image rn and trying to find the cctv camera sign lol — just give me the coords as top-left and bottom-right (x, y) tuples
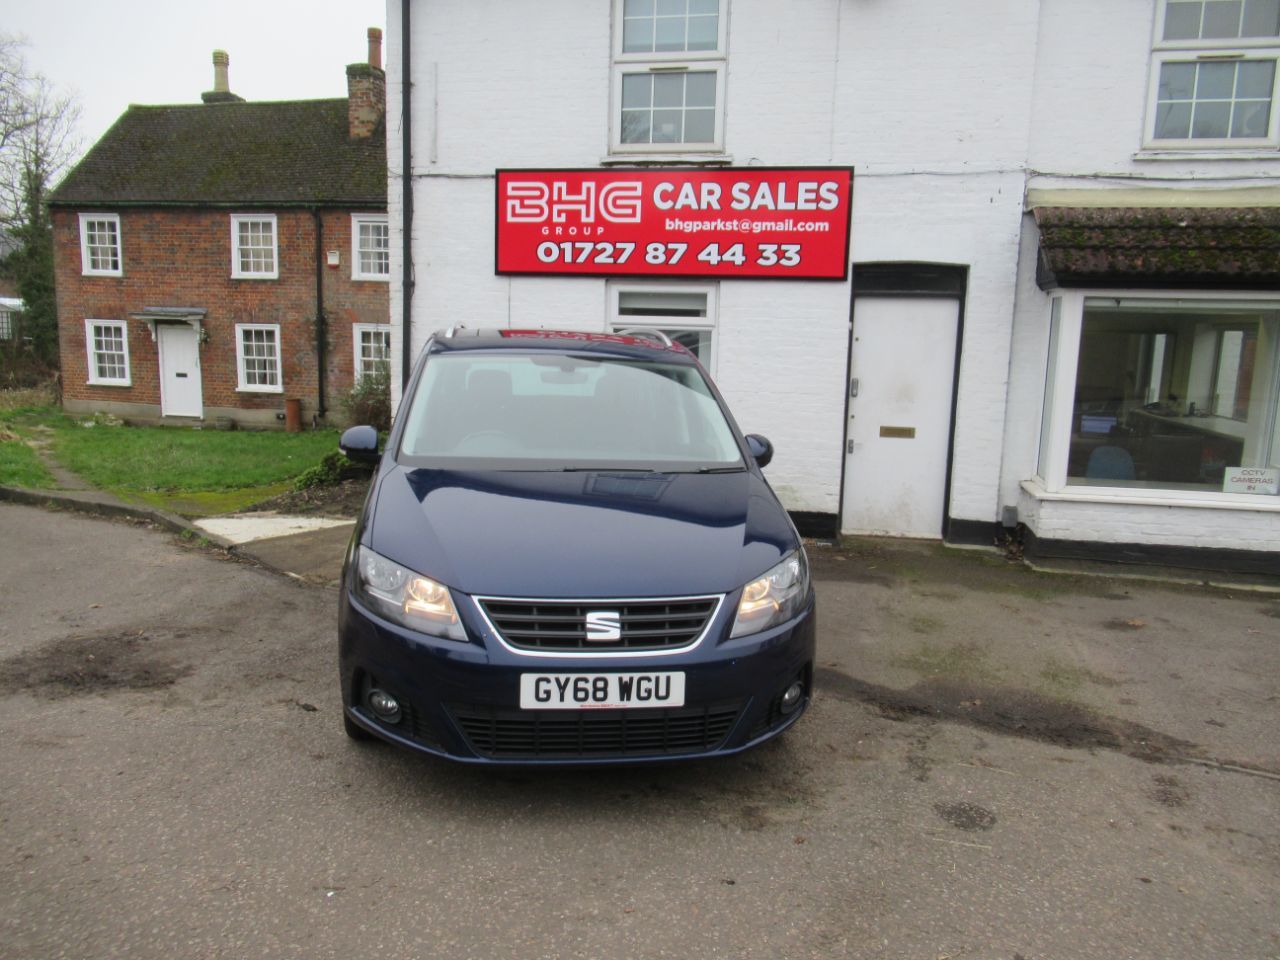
(495, 167), (852, 280)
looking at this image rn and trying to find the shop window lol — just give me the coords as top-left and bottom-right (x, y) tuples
(611, 0), (727, 155)
(231, 214), (278, 279)
(608, 284), (717, 370)
(1040, 294), (1280, 495)
(79, 213), (122, 276)
(354, 323), (391, 380)
(1147, 0), (1280, 147)
(352, 214), (390, 281)
(84, 319), (131, 386)
(235, 323), (283, 392)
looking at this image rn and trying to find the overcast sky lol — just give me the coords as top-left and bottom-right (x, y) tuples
(5, 0), (387, 161)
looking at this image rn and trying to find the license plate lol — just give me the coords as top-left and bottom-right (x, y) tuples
(519, 672), (686, 710)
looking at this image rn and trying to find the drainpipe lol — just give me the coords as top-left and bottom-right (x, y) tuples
(400, 0), (414, 392)
(312, 207), (327, 420)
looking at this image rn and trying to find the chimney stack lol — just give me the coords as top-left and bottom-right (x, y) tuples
(202, 49), (245, 103)
(346, 27), (386, 139)
(212, 50), (230, 92)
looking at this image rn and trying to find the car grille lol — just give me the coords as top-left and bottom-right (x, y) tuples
(449, 701), (743, 759)
(476, 596), (721, 653)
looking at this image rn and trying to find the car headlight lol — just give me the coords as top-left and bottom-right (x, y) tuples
(730, 549), (810, 638)
(353, 545), (467, 642)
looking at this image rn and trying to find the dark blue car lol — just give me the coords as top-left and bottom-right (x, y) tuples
(338, 328), (815, 764)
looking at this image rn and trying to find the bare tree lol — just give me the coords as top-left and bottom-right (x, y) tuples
(0, 35), (80, 371)
(0, 35), (81, 227)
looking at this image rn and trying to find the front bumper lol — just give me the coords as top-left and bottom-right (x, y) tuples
(338, 585), (816, 766)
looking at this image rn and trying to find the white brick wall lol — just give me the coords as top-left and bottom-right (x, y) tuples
(387, 0), (1280, 555)
(1018, 489), (1280, 551)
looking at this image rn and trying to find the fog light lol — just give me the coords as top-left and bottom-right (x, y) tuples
(779, 681), (804, 715)
(367, 689), (402, 724)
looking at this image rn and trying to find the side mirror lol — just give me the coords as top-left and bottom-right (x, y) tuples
(339, 424), (381, 464)
(744, 434), (773, 469)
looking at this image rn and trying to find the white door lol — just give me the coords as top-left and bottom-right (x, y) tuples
(841, 297), (959, 538)
(158, 324), (203, 418)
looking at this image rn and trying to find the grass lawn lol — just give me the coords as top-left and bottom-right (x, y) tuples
(54, 423), (339, 492)
(1, 392), (341, 514)
(0, 434), (57, 488)
(0, 388), (60, 489)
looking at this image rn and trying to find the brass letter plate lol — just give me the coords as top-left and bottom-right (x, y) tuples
(879, 426), (916, 439)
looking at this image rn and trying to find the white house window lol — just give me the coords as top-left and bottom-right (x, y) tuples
(612, 0), (727, 154)
(352, 214), (390, 281)
(84, 319), (131, 386)
(79, 214), (122, 276)
(1038, 293), (1280, 497)
(0, 309), (12, 340)
(235, 323), (283, 392)
(608, 283), (717, 370)
(354, 323), (391, 380)
(231, 214), (278, 279)
(1147, 0), (1280, 146)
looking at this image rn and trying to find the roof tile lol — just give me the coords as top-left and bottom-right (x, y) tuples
(49, 99), (385, 207)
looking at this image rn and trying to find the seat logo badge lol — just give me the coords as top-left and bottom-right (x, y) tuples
(585, 611), (622, 642)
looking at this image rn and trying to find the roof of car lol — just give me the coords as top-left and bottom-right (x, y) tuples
(428, 328), (697, 361)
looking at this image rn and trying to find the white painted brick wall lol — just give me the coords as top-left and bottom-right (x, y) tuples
(386, 0), (1280, 553)
(1018, 490), (1280, 550)
(1029, 0), (1280, 180)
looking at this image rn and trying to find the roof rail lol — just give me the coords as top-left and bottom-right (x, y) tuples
(616, 327), (674, 347)
(443, 324), (467, 338)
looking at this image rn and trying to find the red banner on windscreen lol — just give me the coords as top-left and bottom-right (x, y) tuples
(495, 168), (852, 280)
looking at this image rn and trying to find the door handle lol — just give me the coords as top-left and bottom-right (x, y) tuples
(849, 378), (859, 398)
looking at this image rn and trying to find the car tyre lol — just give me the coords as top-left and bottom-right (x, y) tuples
(343, 710), (374, 742)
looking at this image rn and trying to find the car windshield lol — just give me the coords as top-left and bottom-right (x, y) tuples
(398, 352), (744, 470)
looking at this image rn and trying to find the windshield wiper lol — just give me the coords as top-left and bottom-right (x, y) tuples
(556, 466), (663, 473)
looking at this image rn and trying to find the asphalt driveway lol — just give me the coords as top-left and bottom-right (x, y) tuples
(1, 502), (1277, 959)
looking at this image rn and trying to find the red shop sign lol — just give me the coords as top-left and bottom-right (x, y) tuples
(495, 167), (853, 280)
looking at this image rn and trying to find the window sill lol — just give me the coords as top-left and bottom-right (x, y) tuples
(86, 381), (131, 388)
(1021, 478), (1280, 512)
(230, 274), (280, 281)
(352, 274), (392, 283)
(1133, 148), (1280, 161)
(600, 152), (733, 166)
(81, 271), (124, 279)
(235, 386), (284, 395)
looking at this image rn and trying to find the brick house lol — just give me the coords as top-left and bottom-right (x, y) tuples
(47, 30), (389, 428)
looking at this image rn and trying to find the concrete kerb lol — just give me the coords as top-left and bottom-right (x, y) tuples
(0, 483), (235, 552)
(0, 484), (346, 585)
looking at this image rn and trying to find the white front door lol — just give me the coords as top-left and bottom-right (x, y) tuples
(841, 297), (959, 538)
(158, 324), (203, 418)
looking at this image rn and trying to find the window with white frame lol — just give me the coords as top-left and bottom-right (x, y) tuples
(235, 323), (283, 392)
(0, 309), (13, 340)
(354, 323), (391, 380)
(84, 319), (131, 386)
(1037, 293), (1280, 497)
(231, 214), (278, 278)
(1147, 0), (1280, 147)
(352, 214), (390, 280)
(608, 283), (717, 369)
(79, 213), (122, 276)
(612, 0), (727, 154)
